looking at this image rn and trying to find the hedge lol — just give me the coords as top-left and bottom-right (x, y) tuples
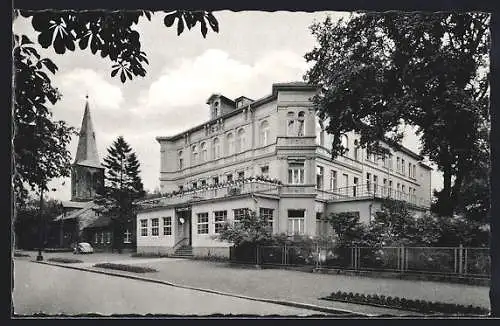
(47, 257), (84, 264)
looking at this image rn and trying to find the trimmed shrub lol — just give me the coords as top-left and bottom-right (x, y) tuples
(47, 257), (83, 264)
(14, 252), (30, 257)
(94, 263), (157, 273)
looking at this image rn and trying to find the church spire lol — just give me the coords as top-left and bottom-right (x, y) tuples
(74, 96), (102, 168)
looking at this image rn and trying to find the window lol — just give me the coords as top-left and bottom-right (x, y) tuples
(213, 138), (221, 159)
(151, 218), (159, 236)
(397, 183), (401, 199)
(413, 165), (417, 179)
(233, 208), (248, 225)
(213, 176), (219, 185)
(288, 162), (305, 184)
(163, 217), (172, 236)
(402, 185), (406, 200)
(261, 165), (269, 177)
(227, 133), (234, 155)
(226, 174), (233, 182)
(287, 112), (295, 136)
(178, 151), (183, 170)
(192, 181), (197, 189)
(238, 171), (245, 180)
(288, 209), (305, 235)
(397, 157), (401, 172)
(366, 148), (370, 160)
(178, 185), (184, 192)
(260, 208), (274, 230)
(353, 177), (358, 197)
(354, 140), (360, 161)
(260, 120), (270, 146)
(124, 229), (132, 243)
(100, 232), (105, 244)
(316, 118), (325, 146)
(105, 232), (111, 244)
(408, 162), (412, 177)
(297, 111), (305, 136)
(236, 128), (246, 152)
(373, 175), (378, 194)
(316, 166), (324, 190)
(383, 178), (387, 196)
(330, 170), (337, 191)
(389, 180), (393, 197)
(341, 134), (349, 156)
(140, 219), (148, 236)
(192, 145), (198, 165)
(401, 159), (406, 174)
(213, 102), (219, 118)
(366, 173), (371, 192)
(197, 213), (209, 234)
(342, 174), (349, 195)
(200, 142), (207, 162)
(214, 210), (227, 234)
(94, 233), (98, 244)
(389, 155), (393, 170)
(199, 179), (205, 187)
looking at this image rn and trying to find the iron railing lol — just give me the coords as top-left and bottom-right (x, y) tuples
(231, 244), (490, 278)
(327, 183), (431, 208)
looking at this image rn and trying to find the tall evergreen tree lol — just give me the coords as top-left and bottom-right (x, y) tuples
(95, 136), (145, 252)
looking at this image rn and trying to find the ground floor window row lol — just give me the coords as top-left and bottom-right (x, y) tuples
(140, 217), (172, 237)
(93, 229), (133, 244)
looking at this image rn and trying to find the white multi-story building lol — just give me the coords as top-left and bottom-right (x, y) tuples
(136, 82), (432, 257)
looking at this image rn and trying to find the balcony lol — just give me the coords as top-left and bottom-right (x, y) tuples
(138, 180), (281, 210)
(322, 183), (431, 209)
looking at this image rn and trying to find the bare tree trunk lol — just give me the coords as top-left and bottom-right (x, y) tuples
(36, 188), (44, 261)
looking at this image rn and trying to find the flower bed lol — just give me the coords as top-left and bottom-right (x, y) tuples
(44, 248), (73, 253)
(14, 252), (30, 257)
(93, 263), (157, 273)
(47, 257), (84, 264)
(321, 291), (489, 315)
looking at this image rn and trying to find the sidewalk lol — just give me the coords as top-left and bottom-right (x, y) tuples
(18, 251), (490, 316)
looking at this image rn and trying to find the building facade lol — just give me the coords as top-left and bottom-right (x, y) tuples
(137, 82), (432, 257)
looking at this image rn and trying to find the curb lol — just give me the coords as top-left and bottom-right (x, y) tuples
(33, 260), (373, 316)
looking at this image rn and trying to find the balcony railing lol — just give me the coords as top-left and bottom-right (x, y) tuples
(138, 180), (280, 210)
(326, 183), (431, 208)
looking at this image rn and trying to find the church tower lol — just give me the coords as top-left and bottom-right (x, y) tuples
(71, 96), (104, 202)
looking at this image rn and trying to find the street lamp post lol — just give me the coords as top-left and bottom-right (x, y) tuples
(36, 186), (44, 261)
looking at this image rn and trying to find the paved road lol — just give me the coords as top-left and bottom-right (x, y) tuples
(13, 260), (324, 316)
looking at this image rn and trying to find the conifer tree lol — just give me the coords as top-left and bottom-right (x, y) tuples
(95, 136), (145, 252)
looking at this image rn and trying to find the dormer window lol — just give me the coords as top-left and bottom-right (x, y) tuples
(213, 102), (219, 118)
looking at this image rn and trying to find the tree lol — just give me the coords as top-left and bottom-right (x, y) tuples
(14, 197), (63, 250)
(13, 9), (219, 205)
(327, 212), (366, 247)
(13, 35), (76, 207)
(304, 12), (490, 217)
(94, 136), (145, 253)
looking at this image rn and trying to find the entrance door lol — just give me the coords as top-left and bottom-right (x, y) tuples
(187, 211), (192, 246)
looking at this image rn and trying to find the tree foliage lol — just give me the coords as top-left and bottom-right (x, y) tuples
(13, 34), (76, 206)
(94, 136), (145, 251)
(305, 12), (490, 217)
(15, 10), (219, 83)
(13, 10), (219, 206)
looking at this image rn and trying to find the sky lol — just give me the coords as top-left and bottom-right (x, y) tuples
(13, 10), (443, 201)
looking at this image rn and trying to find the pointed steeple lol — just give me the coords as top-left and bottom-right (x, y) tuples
(74, 96), (102, 168)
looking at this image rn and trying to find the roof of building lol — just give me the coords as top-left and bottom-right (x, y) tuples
(61, 200), (90, 209)
(419, 161), (433, 170)
(74, 98), (103, 169)
(54, 201), (98, 221)
(85, 214), (113, 229)
(234, 96), (254, 102)
(206, 94), (236, 105)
